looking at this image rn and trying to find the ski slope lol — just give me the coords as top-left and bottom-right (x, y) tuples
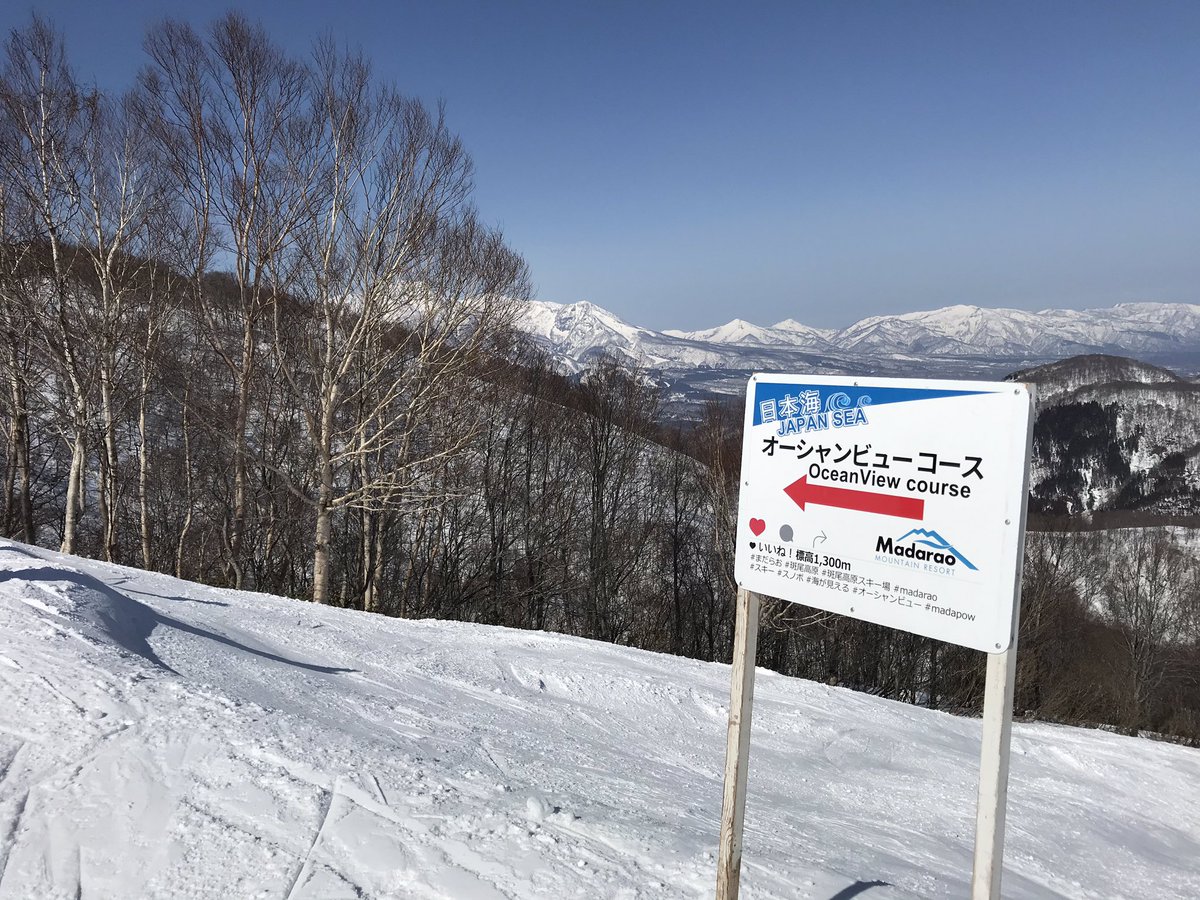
(0, 540), (1197, 899)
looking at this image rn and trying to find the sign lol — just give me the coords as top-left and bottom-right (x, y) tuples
(734, 373), (1032, 653)
(719, 372), (1035, 900)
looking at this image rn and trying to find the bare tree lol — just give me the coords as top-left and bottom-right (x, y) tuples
(575, 358), (660, 641)
(0, 16), (97, 554)
(264, 41), (528, 604)
(0, 161), (41, 543)
(72, 89), (173, 562)
(1100, 527), (1191, 725)
(1015, 528), (1091, 715)
(141, 13), (308, 587)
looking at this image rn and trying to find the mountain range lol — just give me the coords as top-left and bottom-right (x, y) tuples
(518, 299), (1200, 410)
(518, 299), (1200, 517)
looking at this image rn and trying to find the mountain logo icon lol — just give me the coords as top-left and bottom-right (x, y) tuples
(892, 529), (977, 571)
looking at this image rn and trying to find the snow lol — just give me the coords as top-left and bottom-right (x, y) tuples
(664, 319), (833, 351)
(518, 298), (1200, 379)
(1009, 355), (1187, 406)
(518, 300), (686, 373)
(2, 540), (1199, 898)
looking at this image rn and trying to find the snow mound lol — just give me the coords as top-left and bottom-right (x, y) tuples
(1, 541), (1198, 898)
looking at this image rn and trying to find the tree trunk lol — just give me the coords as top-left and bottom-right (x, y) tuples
(61, 427), (86, 555)
(99, 362), (120, 562)
(227, 373), (249, 589)
(361, 508), (382, 613)
(227, 327), (255, 589)
(138, 378), (152, 569)
(175, 384), (195, 580)
(3, 418), (16, 537)
(0, 364), (27, 539)
(371, 521), (386, 612)
(15, 389), (34, 544)
(312, 501), (332, 604)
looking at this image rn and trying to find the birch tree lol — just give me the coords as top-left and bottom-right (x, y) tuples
(0, 16), (94, 554)
(73, 90), (172, 562)
(141, 13), (308, 587)
(1101, 527), (1192, 725)
(0, 173), (40, 543)
(269, 41), (528, 604)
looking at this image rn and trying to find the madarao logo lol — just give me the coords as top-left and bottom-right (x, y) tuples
(875, 528), (978, 571)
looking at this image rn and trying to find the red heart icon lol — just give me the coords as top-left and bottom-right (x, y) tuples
(749, 518), (766, 536)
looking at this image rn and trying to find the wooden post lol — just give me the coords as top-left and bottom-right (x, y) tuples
(716, 587), (761, 900)
(970, 383), (1035, 900)
(969, 638), (1019, 899)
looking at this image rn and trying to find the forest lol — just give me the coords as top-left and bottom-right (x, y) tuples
(1, 13), (1198, 742)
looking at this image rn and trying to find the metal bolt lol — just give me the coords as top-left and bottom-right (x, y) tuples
(1004, 518), (1011, 525)
(995, 643), (1001, 649)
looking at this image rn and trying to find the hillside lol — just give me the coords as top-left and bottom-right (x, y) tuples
(1, 541), (1198, 898)
(1013, 355), (1200, 516)
(1009, 354), (1188, 406)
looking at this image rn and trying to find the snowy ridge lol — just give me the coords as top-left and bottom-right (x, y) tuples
(664, 318), (834, 351)
(2, 540), (1199, 898)
(519, 299), (1200, 376)
(1009, 354), (1188, 406)
(1008, 355), (1200, 515)
(518, 300), (787, 373)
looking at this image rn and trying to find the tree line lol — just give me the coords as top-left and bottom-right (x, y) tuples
(0, 12), (742, 656)
(0, 13), (530, 606)
(2, 13), (1198, 742)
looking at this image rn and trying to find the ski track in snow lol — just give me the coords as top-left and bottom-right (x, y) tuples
(0, 540), (1198, 898)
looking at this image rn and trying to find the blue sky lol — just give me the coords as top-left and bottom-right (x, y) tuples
(6, 1), (1199, 329)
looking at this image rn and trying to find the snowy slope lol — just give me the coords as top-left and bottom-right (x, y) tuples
(2, 541), (1199, 899)
(664, 319), (781, 346)
(520, 300), (661, 368)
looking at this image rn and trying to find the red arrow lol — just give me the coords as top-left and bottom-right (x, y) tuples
(784, 475), (925, 521)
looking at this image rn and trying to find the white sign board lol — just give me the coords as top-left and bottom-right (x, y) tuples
(734, 374), (1032, 653)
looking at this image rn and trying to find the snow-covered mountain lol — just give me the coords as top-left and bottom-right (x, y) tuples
(517, 300), (1200, 394)
(515, 299), (1200, 414)
(520, 299), (668, 369)
(3, 541), (1200, 898)
(664, 317), (834, 351)
(850, 302), (1200, 358)
(517, 300), (848, 381)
